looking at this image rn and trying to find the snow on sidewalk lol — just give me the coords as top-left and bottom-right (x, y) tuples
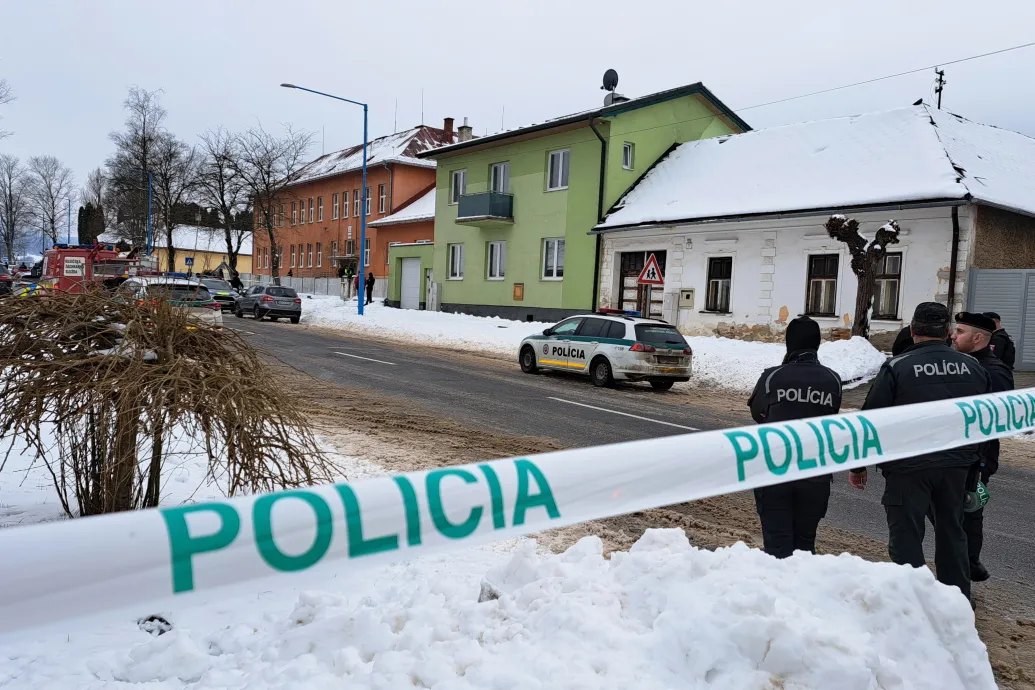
(300, 296), (887, 391)
(0, 530), (994, 689)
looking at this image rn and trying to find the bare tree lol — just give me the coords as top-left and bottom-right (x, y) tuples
(77, 168), (110, 246)
(825, 214), (901, 338)
(232, 124), (312, 285)
(27, 155), (75, 245)
(0, 78), (13, 140)
(151, 133), (200, 271)
(106, 87), (165, 247)
(0, 154), (30, 260)
(198, 128), (249, 271)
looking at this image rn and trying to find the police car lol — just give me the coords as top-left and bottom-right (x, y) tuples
(518, 310), (692, 390)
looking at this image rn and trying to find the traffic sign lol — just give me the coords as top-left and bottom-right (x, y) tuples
(637, 253), (664, 285)
(184, 257), (194, 266)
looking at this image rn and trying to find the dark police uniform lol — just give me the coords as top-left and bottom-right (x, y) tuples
(748, 349), (842, 558)
(988, 329), (1016, 369)
(859, 323), (991, 600)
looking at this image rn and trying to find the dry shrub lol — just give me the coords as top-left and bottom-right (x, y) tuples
(0, 291), (335, 516)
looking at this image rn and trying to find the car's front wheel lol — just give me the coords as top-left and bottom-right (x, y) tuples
(234, 304), (244, 318)
(519, 346), (539, 374)
(590, 357), (614, 388)
(650, 380), (675, 391)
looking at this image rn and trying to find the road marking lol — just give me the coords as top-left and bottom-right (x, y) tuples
(227, 328), (256, 335)
(333, 352), (396, 366)
(547, 397), (700, 431)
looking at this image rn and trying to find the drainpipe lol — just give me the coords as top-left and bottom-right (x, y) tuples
(947, 205), (960, 313)
(589, 118), (607, 311)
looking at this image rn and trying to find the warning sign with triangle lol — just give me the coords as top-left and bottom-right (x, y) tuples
(636, 253), (665, 286)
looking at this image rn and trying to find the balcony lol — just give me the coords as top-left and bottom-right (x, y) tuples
(456, 192), (514, 229)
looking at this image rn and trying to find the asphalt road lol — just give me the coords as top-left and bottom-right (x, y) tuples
(233, 317), (1035, 603)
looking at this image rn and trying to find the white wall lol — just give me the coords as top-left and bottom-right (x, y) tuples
(598, 205), (975, 336)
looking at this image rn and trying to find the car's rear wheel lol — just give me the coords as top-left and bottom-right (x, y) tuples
(253, 305), (263, 321)
(290, 316), (300, 324)
(590, 357), (614, 388)
(519, 346), (538, 374)
(650, 380), (675, 392)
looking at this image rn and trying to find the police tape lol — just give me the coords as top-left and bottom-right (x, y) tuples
(0, 387), (1033, 636)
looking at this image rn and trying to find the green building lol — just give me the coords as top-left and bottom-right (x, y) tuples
(414, 82), (749, 321)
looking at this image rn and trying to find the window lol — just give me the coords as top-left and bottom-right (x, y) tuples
(487, 241), (506, 280)
(342, 191), (349, 218)
(332, 193), (339, 219)
(346, 239), (355, 256)
(277, 245), (283, 270)
(316, 242), (322, 267)
(622, 143), (634, 170)
(873, 252), (902, 320)
(547, 149), (570, 191)
(292, 202), (298, 225)
(365, 187), (371, 216)
(308, 198), (314, 223)
(551, 318), (583, 336)
(605, 321), (626, 339)
(448, 243), (465, 279)
(542, 238), (565, 279)
(490, 162), (509, 193)
(450, 169), (467, 204)
(806, 254), (839, 317)
(278, 204), (285, 227)
(378, 184), (386, 213)
(264, 247), (270, 269)
(577, 318), (609, 338)
(317, 196), (324, 222)
(706, 257), (732, 312)
(363, 238), (371, 267)
(290, 244), (296, 268)
(307, 243), (313, 268)
(353, 189), (360, 217)
(332, 240), (338, 258)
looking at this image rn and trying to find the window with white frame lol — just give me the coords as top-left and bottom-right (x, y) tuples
(292, 202), (298, 225)
(263, 247), (269, 269)
(316, 242), (322, 267)
(622, 142), (634, 170)
(378, 184), (386, 213)
(705, 256), (732, 312)
(308, 198), (314, 223)
(873, 252), (902, 320)
(346, 239), (355, 256)
(450, 169), (467, 204)
(542, 238), (565, 279)
(278, 204), (285, 227)
(547, 149), (570, 191)
(353, 189), (360, 216)
(365, 187), (371, 216)
(490, 162), (509, 193)
(276, 245), (283, 270)
(317, 196), (324, 222)
(307, 243), (313, 268)
(331, 240), (338, 258)
(487, 241), (506, 280)
(806, 254), (839, 317)
(448, 243), (464, 279)
(332, 193), (339, 219)
(290, 244), (296, 268)
(364, 238), (370, 266)
(342, 190), (349, 218)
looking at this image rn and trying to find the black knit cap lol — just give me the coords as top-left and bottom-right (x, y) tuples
(786, 316), (821, 353)
(982, 311), (1001, 322)
(912, 302), (950, 325)
(956, 312), (997, 333)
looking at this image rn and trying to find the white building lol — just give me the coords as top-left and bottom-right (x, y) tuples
(592, 105), (1035, 366)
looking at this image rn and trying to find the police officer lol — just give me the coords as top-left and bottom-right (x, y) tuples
(950, 311), (1014, 582)
(982, 311), (1016, 369)
(849, 302), (991, 602)
(747, 316), (842, 558)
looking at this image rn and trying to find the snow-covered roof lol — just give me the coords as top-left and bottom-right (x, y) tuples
(291, 126), (455, 186)
(99, 226), (253, 254)
(597, 105), (1035, 230)
(369, 189), (436, 227)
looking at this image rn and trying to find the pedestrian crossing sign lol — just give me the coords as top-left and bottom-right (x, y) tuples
(637, 253), (665, 286)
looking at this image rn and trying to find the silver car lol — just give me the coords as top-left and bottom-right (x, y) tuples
(235, 285), (302, 323)
(117, 277), (224, 327)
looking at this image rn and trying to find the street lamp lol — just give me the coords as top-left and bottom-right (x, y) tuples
(280, 82), (369, 316)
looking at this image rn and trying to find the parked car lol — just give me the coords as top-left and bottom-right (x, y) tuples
(198, 277), (240, 312)
(0, 265), (12, 296)
(116, 277), (224, 327)
(234, 285), (302, 323)
(518, 312), (692, 390)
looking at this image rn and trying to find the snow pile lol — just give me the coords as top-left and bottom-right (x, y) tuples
(11, 530), (992, 689)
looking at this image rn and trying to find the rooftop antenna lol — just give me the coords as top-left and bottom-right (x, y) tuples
(601, 68), (622, 106)
(934, 68), (946, 109)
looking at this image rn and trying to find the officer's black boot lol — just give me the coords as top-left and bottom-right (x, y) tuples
(970, 561), (990, 582)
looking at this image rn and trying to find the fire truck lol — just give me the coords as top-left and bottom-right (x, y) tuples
(39, 243), (161, 294)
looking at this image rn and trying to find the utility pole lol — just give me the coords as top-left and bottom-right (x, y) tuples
(934, 68), (946, 110)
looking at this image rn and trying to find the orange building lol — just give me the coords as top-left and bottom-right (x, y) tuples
(252, 120), (459, 293)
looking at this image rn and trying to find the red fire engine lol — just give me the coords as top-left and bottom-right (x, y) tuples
(40, 243), (161, 294)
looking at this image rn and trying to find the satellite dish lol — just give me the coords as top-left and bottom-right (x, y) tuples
(602, 69), (619, 92)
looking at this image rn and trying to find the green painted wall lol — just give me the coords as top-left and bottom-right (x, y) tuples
(429, 93), (741, 315)
(387, 242), (434, 304)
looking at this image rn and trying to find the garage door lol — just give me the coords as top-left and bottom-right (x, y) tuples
(967, 269), (1030, 370)
(400, 258), (421, 310)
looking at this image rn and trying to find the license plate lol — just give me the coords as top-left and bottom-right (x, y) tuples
(656, 356), (682, 365)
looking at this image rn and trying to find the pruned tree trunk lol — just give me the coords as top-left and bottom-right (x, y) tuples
(825, 215), (901, 338)
(110, 392), (140, 513)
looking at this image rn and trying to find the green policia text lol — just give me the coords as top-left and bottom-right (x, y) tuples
(957, 391), (1035, 438)
(724, 415), (884, 482)
(160, 459), (560, 594)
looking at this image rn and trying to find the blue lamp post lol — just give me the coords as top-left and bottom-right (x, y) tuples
(281, 83), (368, 316)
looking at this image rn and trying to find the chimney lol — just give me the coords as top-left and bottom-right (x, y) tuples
(458, 117), (473, 142)
(443, 117), (454, 140)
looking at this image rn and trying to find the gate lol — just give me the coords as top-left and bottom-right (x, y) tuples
(966, 269), (1032, 370)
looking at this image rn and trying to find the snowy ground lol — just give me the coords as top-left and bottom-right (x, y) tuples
(300, 296), (887, 392)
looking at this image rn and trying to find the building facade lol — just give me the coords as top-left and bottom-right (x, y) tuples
(417, 83), (748, 321)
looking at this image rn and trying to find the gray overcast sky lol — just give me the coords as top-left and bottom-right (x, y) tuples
(2, 0), (1033, 191)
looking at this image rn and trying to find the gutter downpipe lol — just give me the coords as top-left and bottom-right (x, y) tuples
(948, 205), (960, 314)
(589, 118), (607, 311)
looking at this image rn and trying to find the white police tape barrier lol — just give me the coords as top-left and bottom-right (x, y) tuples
(0, 388), (1033, 636)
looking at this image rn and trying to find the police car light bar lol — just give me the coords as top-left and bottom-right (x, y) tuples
(597, 308), (642, 318)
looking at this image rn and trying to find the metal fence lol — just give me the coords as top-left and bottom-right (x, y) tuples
(238, 274), (387, 300)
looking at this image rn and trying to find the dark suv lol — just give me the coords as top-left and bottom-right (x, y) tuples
(234, 285), (302, 323)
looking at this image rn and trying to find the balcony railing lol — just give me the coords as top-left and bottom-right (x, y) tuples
(456, 191), (514, 228)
